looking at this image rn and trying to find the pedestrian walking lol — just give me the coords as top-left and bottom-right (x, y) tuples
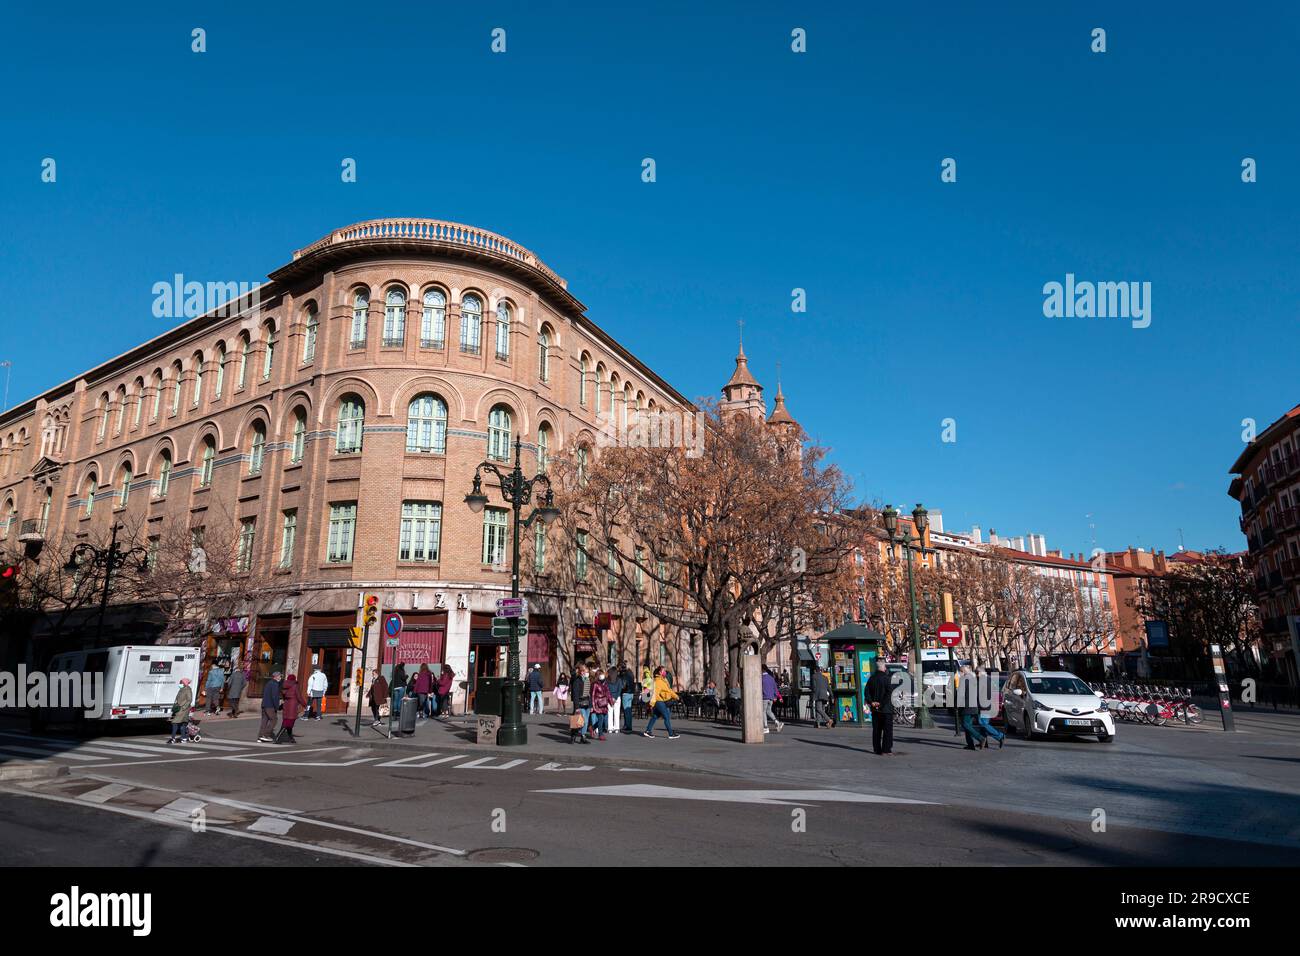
(436, 665), (455, 717)
(278, 674), (307, 744)
(975, 666), (1006, 749)
(413, 663), (434, 720)
(226, 666), (247, 719)
(258, 670), (283, 742)
(527, 663), (545, 715)
(590, 672), (613, 740)
(726, 681), (742, 723)
(956, 664), (986, 751)
(391, 662), (407, 718)
(606, 665), (625, 733)
(761, 666), (784, 733)
(367, 668), (389, 726)
(642, 667), (680, 739)
(618, 663), (636, 734)
(569, 665), (592, 744)
(167, 678), (193, 744)
(204, 662), (226, 715)
(306, 664), (328, 720)
(811, 663), (834, 728)
(865, 659), (895, 755)
(554, 673), (570, 715)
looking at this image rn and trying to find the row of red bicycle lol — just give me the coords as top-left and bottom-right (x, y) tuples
(1092, 683), (1204, 725)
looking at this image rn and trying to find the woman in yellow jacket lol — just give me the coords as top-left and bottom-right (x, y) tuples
(642, 666), (680, 739)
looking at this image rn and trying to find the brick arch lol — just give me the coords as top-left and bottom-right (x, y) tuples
(185, 422), (224, 463)
(471, 386), (530, 434)
(235, 402), (274, 444)
(321, 377), (381, 425)
(388, 374), (467, 422)
(279, 390), (315, 434)
(145, 437), (177, 475)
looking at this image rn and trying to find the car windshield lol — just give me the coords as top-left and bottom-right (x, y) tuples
(922, 661), (956, 674)
(1026, 676), (1093, 695)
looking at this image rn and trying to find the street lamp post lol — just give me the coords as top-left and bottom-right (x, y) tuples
(882, 503), (935, 729)
(464, 435), (559, 746)
(65, 522), (150, 644)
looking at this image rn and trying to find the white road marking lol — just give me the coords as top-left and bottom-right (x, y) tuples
(536, 762), (593, 772)
(375, 752), (460, 768)
(157, 797), (206, 819)
(0, 785), (417, 867)
(0, 744), (104, 761)
(532, 784), (939, 806)
(248, 816), (295, 835)
(455, 757), (527, 771)
(78, 783), (133, 803)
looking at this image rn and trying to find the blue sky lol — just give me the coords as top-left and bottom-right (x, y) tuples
(1, 1), (1296, 556)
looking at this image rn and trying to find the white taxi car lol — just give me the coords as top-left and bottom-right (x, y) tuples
(1003, 669), (1114, 743)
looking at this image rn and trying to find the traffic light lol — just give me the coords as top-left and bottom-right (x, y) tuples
(349, 627), (363, 649)
(363, 594), (379, 628)
(0, 563), (19, 610)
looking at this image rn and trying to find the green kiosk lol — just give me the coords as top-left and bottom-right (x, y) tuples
(819, 622), (886, 725)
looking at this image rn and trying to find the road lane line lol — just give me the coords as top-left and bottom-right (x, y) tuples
(536, 762), (593, 771)
(0, 744), (104, 761)
(455, 757), (527, 770)
(248, 816), (295, 835)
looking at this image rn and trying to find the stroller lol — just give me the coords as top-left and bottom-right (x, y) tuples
(183, 714), (203, 743)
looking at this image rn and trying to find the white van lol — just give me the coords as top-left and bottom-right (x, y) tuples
(36, 645), (202, 730)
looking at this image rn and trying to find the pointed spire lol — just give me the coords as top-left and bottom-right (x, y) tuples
(723, 320), (761, 392)
(767, 378), (795, 425)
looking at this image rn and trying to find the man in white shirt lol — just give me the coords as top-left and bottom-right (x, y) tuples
(306, 666), (329, 720)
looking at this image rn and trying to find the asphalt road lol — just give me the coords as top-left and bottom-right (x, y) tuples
(3, 741), (1297, 867)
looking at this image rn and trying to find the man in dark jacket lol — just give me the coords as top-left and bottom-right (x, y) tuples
(526, 664), (545, 714)
(617, 663), (637, 734)
(864, 660), (895, 755)
(259, 670), (282, 742)
(606, 666), (626, 733)
(811, 664), (834, 728)
(569, 665), (592, 744)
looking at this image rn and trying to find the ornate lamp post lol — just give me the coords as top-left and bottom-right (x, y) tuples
(465, 435), (559, 746)
(881, 503), (935, 729)
(64, 522), (149, 644)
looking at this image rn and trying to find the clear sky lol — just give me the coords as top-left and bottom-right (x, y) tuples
(1, 2), (1295, 557)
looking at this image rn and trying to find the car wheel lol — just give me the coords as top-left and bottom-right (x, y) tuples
(1004, 708), (1017, 735)
(1098, 732), (1113, 743)
(1023, 711), (1038, 740)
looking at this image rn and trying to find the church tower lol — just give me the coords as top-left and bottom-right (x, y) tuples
(720, 329), (765, 423)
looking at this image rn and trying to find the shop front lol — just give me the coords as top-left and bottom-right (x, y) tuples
(819, 622), (885, 725)
(527, 616), (557, 690)
(198, 616), (251, 707)
(301, 611), (359, 717)
(385, 610), (448, 685)
(248, 614), (291, 701)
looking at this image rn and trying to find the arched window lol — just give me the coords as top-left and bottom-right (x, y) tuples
(487, 405), (512, 461)
(114, 386), (127, 434)
(302, 306), (318, 363)
(200, 439), (215, 487)
(171, 362), (183, 413)
(85, 472), (98, 516)
(384, 288), (406, 346)
(248, 423), (266, 475)
(576, 444), (589, 487)
(595, 364), (607, 413)
(623, 383), (633, 431)
(97, 393), (109, 440)
(495, 302), (511, 360)
(336, 396), (365, 454)
(213, 346), (225, 398)
(156, 451), (172, 498)
(291, 409), (306, 463)
(608, 373), (620, 424)
(579, 354), (590, 407)
(118, 462), (133, 506)
(39, 486), (52, 530)
(538, 325), (551, 382)
(460, 294), (482, 354)
(421, 289), (446, 348)
(151, 371), (163, 420)
(261, 322), (276, 380)
(237, 334), (250, 388)
(537, 423), (551, 471)
(132, 378), (144, 427)
(406, 394), (447, 454)
(192, 353), (205, 406)
(350, 290), (369, 348)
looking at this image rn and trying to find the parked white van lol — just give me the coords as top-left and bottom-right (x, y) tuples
(34, 645), (201, 731)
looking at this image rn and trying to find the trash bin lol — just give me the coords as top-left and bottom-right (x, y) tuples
(475, 676), (503, 716)
(399, 694), (419, 735)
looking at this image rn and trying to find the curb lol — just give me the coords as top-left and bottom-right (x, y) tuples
(0, 761), (70, 782)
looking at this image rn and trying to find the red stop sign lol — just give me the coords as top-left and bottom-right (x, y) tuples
(937, 622), (962, 647)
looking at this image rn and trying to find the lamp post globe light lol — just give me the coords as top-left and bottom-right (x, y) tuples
(464, 434), (558, 746)
(881, 503), (935, 729)
(64, 521), (150, 644)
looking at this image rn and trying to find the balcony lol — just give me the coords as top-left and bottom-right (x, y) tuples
(18, 518), (46, 543)
(1280, 558), (1300, 580)
(1269, 570), (1284, 590)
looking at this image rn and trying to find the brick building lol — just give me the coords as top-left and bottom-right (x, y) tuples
(0, 218), (696, 711)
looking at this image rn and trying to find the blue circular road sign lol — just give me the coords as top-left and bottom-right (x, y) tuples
(384, 613), (403, 638)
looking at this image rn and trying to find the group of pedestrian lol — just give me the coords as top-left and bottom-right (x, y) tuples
(199, 658), (251, 718)
(955, 663), (1006, 751)
(562, 661), (680, 743)
(366, 663), (455, 726)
